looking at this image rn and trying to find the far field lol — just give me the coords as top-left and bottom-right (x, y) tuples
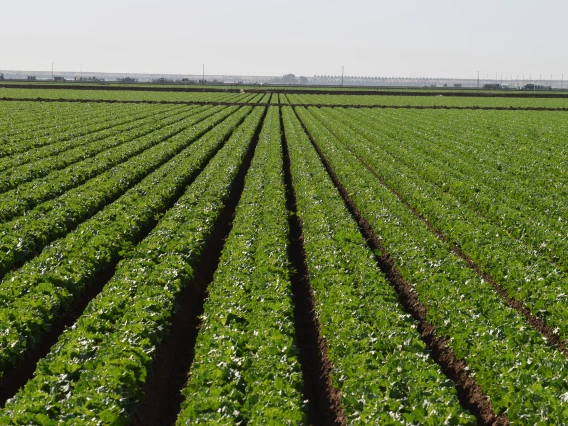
(0, 85), (566, 425)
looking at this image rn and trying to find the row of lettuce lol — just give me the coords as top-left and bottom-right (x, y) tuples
(0, 104), (475, 424)
(297, 105), (568, 422)
(2, 103), (567, 423)
(308, 107), (568, 344)
(0, 89), (259, 105)
(285, 93), (568, 108)
(0, 105), (250, 373)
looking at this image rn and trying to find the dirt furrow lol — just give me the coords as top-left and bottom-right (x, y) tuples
(129, 107), (267, 426)
(2, 97), (568, 112)
(280, 108), (346, 426)
(294, 107), (507, 426)
(338, 138), (568, 359)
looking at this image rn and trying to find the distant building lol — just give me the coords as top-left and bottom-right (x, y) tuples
(483, 83), (501, 89)
(27, 76), (37, 80)
(117, 77), (138, 83)
(523, 83), (551, 90)
(0, 73), (4, 80)
(74, 76), (104, 82)
(54, 76), (66, 82)
(454, 84), (462, 88)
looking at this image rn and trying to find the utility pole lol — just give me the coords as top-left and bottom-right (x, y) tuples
(341, 66), (344, 87)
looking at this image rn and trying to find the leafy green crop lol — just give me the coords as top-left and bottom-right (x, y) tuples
(283, 106), (474, 424)
(0, 105), (193, 222)
(0, 107), (264, 425)
(0, 106), (247, 377)
(177, 107), (305, 424)
(296, 105), (568, 423)
(0, 106), (229, 281)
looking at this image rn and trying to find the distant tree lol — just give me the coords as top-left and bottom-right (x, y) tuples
(282, 74), (297, 84)
(299, 76), (308, 84)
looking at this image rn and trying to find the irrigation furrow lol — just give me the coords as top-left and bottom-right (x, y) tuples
(3, 97), (568, 111)
(280, 108), (345, 426)
(338, 137), (568, 358)
(130, 107), (268, 426)
(293, 107), (506, 425)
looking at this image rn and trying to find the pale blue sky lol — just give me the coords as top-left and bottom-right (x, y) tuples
(2, 0), (565, 78)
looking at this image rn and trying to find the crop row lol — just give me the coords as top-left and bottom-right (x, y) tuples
(0, 88), (258, 104)
(313, 107), (568, 341)
(0, 106), (265, 425)
(0, 106), (250, 375)
(0, 103), (161, 159)
(0, 105), (204, 223)
(177, 107), (306, 424)
(282, 106), (475, 424)
(285, 93), (568, 109)
(296, 106), (568, 422)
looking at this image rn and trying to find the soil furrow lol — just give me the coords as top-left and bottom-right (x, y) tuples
(129, 107), (267, 426)
(279, 108), (346, 426)
(339, 139), (568, 359)
(293, 107), (507, 426)
(2, 97), (568, 112)
(0, 108), (248, 409)
(2, 83), (568, 98)
(0, 211), (163, 407)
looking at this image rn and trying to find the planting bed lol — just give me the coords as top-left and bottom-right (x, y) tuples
(0, 89), (567, 424)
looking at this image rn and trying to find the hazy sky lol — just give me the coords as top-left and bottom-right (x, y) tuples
(2, 0), (566, 78)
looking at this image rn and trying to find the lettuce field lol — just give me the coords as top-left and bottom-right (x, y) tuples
(0, 88), (568, 425)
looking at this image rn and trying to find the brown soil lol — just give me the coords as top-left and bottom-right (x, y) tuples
(2, 83), (568, 98)
(0, 264), (116, 407)
(2, 97), (568, 112)
(280, 108), (346, 426)
(129, 107), (267, 426)
(347, 151), (568, 358)
(294, 108), (508, 426)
